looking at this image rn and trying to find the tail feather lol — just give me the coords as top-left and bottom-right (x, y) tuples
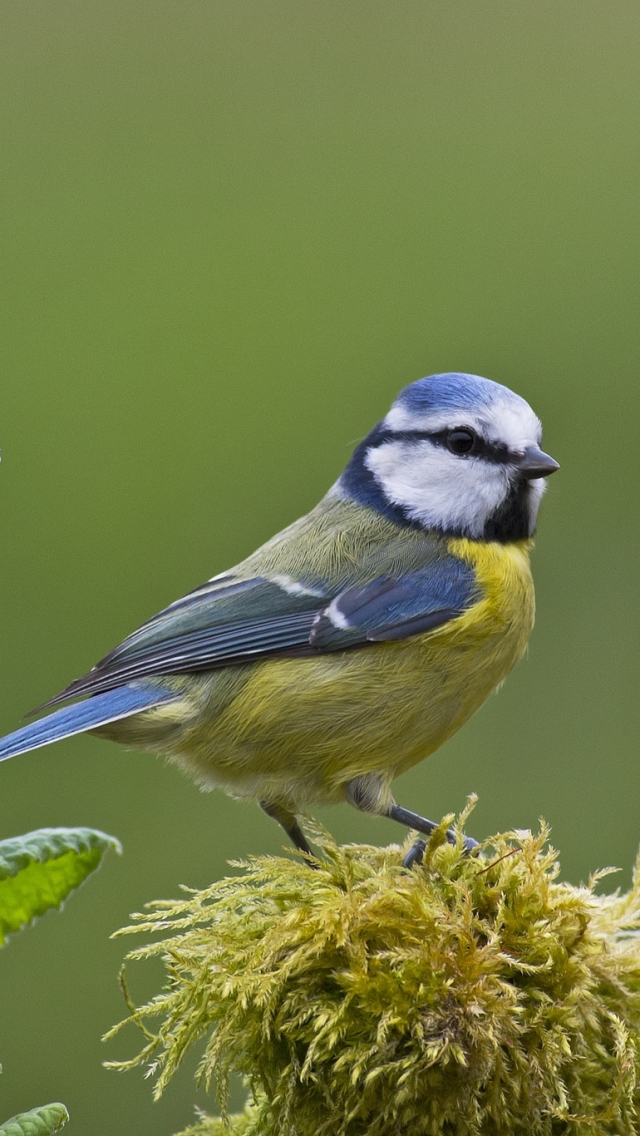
(0, 684), (178, 763)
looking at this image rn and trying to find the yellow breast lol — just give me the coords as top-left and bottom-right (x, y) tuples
(444, 536), (535, 655)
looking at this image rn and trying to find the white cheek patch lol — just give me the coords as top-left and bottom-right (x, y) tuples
(365, 441), (512, 538)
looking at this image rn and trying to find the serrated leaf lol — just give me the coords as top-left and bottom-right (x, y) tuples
(0, 827), (121, 944)
(0, 1102), (69, 1135)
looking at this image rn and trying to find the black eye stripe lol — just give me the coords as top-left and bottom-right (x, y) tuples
(373, 428), (511, 465)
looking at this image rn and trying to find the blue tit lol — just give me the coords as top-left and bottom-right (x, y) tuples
(0, 372), (558, 863)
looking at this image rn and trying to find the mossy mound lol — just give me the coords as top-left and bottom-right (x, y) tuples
(108, 810), (640, 1135)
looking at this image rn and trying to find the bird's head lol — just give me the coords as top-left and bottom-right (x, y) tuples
(338, 373), (559, 541)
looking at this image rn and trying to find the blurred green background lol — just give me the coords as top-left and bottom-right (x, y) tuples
(0, 1), (639, 1131)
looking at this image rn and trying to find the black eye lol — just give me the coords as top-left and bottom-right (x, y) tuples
(446, 428), (477, 456)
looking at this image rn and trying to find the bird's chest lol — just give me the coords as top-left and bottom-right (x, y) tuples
(391, 538), (535, 757)
(437, 536), (535, 662)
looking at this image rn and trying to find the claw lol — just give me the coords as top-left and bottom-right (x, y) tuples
(403, 830), (479, 869)
(403, 839), (426, 869)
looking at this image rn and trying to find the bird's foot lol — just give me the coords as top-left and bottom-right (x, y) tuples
(403, 839), (426, 869)
(403, 829), (479, 868)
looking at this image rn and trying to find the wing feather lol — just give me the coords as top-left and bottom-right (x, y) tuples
(35, 555), (479, 711)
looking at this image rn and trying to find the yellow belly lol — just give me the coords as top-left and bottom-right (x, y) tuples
(139, 537), (535, 810)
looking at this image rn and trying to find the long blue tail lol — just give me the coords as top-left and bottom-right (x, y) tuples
(0, 684), (178, 763)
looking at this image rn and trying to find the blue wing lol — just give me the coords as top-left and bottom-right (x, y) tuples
(38, 573), (327, 707)
(0, 553), (478, 762)
(37, 558), (478, 706)
(309, 564), (476, 649)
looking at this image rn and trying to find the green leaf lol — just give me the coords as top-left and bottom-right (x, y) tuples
(0, 1102), (69, 1135)
(0, 827), (121, 944)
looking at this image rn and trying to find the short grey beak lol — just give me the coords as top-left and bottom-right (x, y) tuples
(515, 445), (560, 479)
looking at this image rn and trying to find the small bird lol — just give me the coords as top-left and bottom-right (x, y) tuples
(0, 373), (558, 864)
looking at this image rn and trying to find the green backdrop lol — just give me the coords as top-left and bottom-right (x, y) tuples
(1, 3), (639, 1132)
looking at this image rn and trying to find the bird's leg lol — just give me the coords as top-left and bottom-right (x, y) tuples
(387, 804), (479, 866)
(259, 800), (318, 865)
(345, 777), (477, 868)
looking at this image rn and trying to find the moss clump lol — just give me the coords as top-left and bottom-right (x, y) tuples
(172, 1106), (257, 1136)
(107, 809), (640, 1135)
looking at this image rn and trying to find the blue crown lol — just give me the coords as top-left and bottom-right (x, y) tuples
(394, 372), (519, 416)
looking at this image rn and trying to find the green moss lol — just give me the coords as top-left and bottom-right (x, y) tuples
(172, 1104), (260, 1136)
(106, 806), (640, 1135)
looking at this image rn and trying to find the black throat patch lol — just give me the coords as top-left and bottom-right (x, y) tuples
(482, 481), (533, 542)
